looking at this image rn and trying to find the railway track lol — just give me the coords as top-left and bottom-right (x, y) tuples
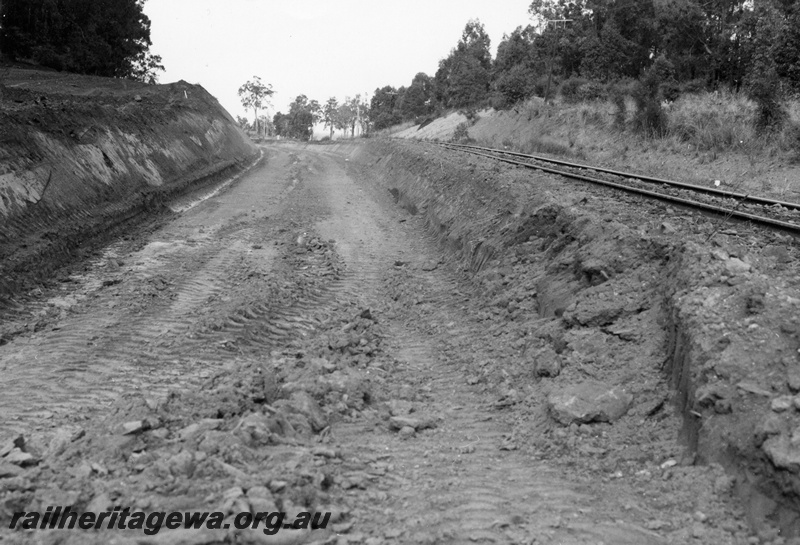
(438, 141), (800, 235)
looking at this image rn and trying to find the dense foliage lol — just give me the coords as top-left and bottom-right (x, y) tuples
(0, 0), (163, 82)
(368, 0), (800, 133)
(272, 95), (321, 141)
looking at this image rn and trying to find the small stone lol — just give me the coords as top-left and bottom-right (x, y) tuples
(4, 449), (36, 467)
(714, 474), (735, 494)
(694, 511), (708, 522)
(248, 496), (278, 513)
(772, 397), (794, 413)
(398, 426), (416, 439)
(547, 382), (633, 425)
(660, 221), (677, 234)
(0, 435), (25, 457)
(134, 94), (142, 102)
(660, 459), (678, 469)
(0, 461), (24, 478)
(725, 257), (751, 274)
(311, 446), (338, 458)
(389, 416), (421, 430)
(121, 420), (147, 435)
(246, 485), (272, 499)
(788, 373), (800, 394)
(268, 480), (287, 492)
(531, 346), (562, 378)
(737, 381), (772, 397)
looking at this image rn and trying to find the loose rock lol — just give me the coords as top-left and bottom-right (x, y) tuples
(547, 382), (633, 425)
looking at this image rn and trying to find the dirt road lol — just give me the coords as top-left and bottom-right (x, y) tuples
(0, 142), (765, 544)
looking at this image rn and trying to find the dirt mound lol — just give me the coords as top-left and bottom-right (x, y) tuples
(0, 68), (257, 303)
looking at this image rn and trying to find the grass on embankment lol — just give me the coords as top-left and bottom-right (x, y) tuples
(396, 91), (800, 202)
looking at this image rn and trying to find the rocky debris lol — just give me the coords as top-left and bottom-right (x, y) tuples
(763, 431), (800, 473)
(771, 396), (795, 413)
(547, 382), (633, 425)
(388, 416), (438, 432)
(3, 449), (36, 467)
(0, 461), (23, 478)
(530, 345), (562, 378)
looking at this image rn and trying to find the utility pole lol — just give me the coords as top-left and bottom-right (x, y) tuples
(544, 19), (572, 104)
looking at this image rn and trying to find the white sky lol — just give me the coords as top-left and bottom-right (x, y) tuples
(143, 0), (532, 121)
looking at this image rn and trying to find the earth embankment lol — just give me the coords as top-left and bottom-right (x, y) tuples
(0, 69), (257, 301)
(339, 138), (800, 536)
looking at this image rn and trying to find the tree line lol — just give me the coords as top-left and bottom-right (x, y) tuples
(368, 0), (800, 132)
(237, 75), (371, 141)
(0, 0), (164, 83)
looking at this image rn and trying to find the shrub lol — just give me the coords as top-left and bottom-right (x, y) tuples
(532, 75), (558, 100)
(490, 93), (511, 110)
(749, 67), (787, 133)
(632, 68), (667, 137)
(459, 108), (480, 124)
(560, 77), (588, 104)
(451, 121), (472, 143)
(577, 81), (607, 102)
(609, 84), (628, 130)
(660, 82), (681, 102)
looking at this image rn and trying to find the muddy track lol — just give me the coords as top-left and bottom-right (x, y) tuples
(1, 140), (791, 545)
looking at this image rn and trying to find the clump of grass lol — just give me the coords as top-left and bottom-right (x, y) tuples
(520, 136), (586, 160)
(667, 90), (753, 151)
(608, 84), (628, 131)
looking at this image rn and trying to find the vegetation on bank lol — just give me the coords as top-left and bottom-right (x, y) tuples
(371, 0), (800, 148)
(0, 0), (164, 83)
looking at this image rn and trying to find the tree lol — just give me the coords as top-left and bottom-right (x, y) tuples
(0, 0), (164, 81)
(400, 73), (435, 119)
(285, 95), (320, 140)
(335, 103), (350, 136)
(273, 112), (289, 137)
(129, 50), (165, 84)
(238, 77), (274, 135)
(435, 19), (492, 108)
(322, 97), (340, 139)
(370, 86), (402, 130)
(235, 116), (250, 130)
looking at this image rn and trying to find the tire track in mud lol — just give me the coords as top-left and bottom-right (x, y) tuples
(0, 148), (350, 437)
(293, 145), (672, 544)
(330, 272), (668, 544)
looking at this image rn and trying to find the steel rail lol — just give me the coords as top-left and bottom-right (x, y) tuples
(436, 142), (800, 234)
(442, 142), (800, 212)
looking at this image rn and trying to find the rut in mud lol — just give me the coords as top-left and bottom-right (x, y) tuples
(1, 140), (800, 545)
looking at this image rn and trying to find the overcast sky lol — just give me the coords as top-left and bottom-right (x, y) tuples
(143, 0), (532, 121)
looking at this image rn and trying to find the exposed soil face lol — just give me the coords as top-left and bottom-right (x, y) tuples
(2, 127), (800, 545)
(0, 68), (257, 307)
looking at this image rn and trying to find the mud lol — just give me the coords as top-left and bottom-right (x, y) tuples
(1, 131), (800, 545)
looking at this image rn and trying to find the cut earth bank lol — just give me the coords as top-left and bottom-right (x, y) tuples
(0, 68), (258, 308)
